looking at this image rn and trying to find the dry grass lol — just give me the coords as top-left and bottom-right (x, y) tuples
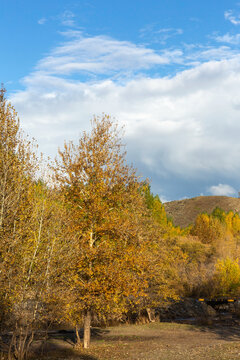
(164, 196), (240, 228)
(32, 322), (240, 360)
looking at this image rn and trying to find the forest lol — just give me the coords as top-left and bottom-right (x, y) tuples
(1, 87), (240, 359)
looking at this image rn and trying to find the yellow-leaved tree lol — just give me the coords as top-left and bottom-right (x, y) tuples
(0, 88), (64, 359)
(54, 115), (150, 348)
(0, 87), (39, 358)
(206, 258), (240, 298)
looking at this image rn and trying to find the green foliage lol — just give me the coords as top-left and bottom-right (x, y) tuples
(142, 183), (168, 225)
(212, 207), (226, 223)
(142, 184), (185, 237)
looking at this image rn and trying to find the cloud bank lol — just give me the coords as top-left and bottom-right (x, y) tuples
(10, 31), (240, 200)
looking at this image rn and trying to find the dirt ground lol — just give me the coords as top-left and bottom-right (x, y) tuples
(31, 322), (240, 360)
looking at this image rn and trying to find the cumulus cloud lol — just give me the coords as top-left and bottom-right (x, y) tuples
(208, 184), (236, 196)
(9, 32), (240, 199)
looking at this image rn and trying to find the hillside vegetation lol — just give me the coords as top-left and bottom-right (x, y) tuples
(164, 196), (240, 227)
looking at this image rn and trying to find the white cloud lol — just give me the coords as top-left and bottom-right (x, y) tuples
(157, 28), (183, 35)
(34, 32), (182, 77)
(12, 55), (240, 176)
(214, 33), (240, 44)
(26, 32), (237, 80)
(139, 25), (183, 44)
(185, 45), (237, 64)
(159, 195), (171, 203)
(224, 10), (240, 25)
(9, 32), (240, 198)
(38, 18), (47, 25)
(157, 28), (183, 44)
(208, 184), (236, 196)
(60, 10), (76, 27)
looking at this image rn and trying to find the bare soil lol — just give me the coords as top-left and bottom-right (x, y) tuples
(164, 196), (240, 228)
(31, 322), (240, 360)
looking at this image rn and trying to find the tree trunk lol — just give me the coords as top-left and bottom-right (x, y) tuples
(146, 308), (156, 322)
(75, 324), (81, 347)
(83, 310), (91, 349)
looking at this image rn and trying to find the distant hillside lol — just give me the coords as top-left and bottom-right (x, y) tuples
(164, 196), (240, 228)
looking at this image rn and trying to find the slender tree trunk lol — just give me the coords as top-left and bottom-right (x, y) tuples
(146, 308), (156, 322)
(0, 170), (7, 230)
(83, 310), (91, 349)
(26, 201), (45, 284)
(75, 324), (81, 347)
(83, 228), (93, 349)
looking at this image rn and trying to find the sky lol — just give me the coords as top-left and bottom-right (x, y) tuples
(2, 0), (240, 201)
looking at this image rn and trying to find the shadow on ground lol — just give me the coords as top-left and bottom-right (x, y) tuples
(31, 328), (110, 359)
(196, 323), (240, 341)
(173, 315), (240, 342)
(48, 327), (109, 342)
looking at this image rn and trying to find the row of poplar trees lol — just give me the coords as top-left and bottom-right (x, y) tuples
(0, 89), (180, 358)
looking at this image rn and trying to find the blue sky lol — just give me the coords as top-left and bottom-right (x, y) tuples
(2, 0), (236, 85)
(2, 0), (240, 201)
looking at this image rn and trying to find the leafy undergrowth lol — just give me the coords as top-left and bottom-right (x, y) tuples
(31, 322), (240, 360)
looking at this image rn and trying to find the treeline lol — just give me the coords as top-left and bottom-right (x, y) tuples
(1, 89), (240, 358)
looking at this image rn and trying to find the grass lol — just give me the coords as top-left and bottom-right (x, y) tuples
(32, 322), (240, 360)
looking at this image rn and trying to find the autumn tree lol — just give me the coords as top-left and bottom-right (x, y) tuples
(0, 88), (38, 358)
(54, 115), (150, 348)
(191, 212), (229, 255)
(0, 89), (64, 359)
(0, 87), (36, 304)
(137, 184), (186, 318)
(200, 258), (240, 298)
(213, 258), (240, 297)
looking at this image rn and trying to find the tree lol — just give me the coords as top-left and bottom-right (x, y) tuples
(191, 213), (225, 245)
(0, 89), (64, 359)
(138, 184), (186, 317)
(205, 258), (240, 298)
(0, 87), (38, 358)
(142, 184), (170, 232)
(54, 115), (149, 348)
